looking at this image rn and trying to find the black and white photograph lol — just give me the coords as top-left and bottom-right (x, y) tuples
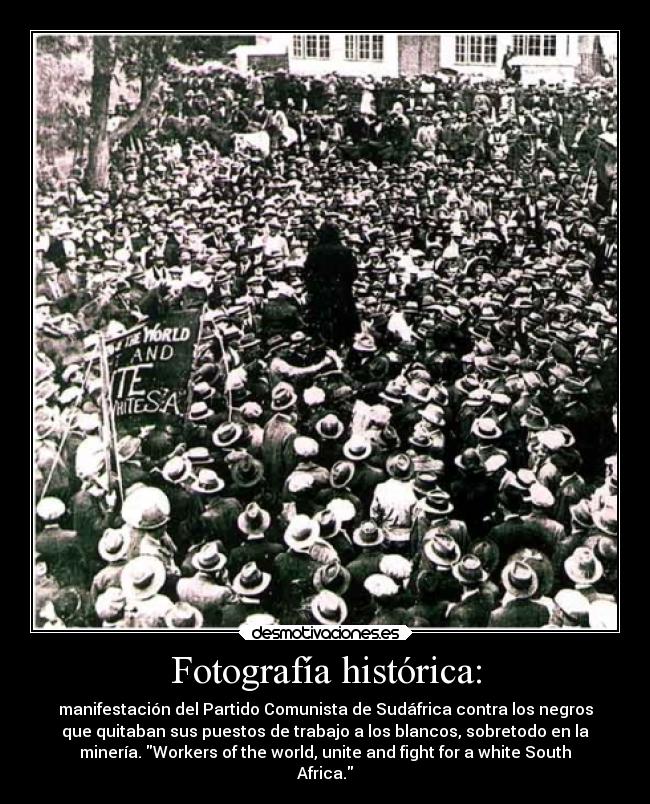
(32, 30), (619, 631)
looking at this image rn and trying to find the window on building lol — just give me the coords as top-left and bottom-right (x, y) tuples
(344, 33), (384, 61)
(293, 33), (330, 59)
(512, 33), (557, 57)
(319, 34), (330, 59)
(455, 34), (497, 65)
(543, 34), (557, 56)
(455, 35), (466, 63)
(372, 34), (384, 61)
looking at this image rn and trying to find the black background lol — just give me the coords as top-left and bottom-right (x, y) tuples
(24, 632), (624, 787)
(22, 26), (635, 793)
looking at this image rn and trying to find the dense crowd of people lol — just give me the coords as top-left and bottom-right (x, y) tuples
(34, 63), (618, 629)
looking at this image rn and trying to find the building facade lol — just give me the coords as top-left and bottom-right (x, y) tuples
(248, 32), (616, 84)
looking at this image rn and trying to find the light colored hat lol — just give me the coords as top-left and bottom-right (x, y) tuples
(379, 554), (412, 583)
(588, 599), (617, 630)
(162, 456), (192, 485)
(471, 416), (503, 440)
(165, 602), (204, 629)
(121, 486), (170, 530)
(284, 514), (320, 552)
(98, 528), (131, 563)
(564, 547), (604, 586)
(190, 469), (225, 495)
(36, 497), (65, 523)
(423, 533), (461, 566)
(364, 573), (399, 598)
(452, 554), (489, 585)
(528, 483), (555, 509)
(121, 556), (166, 600)
(352, 521), (385, 548)
(310, 590), (348, 624)
(591, 505), (617, 537)
(244, 613), (278, 627)
(94, 587), (126, 622)
(303, 386), (326, 407)
(326, 498), (357, 524)
(294, 436), (320, 459)
(554, 589), (590, 625)
(501, 560), (539, 599)
(231, 561), (271, 597)
(287, 471), (315, 494)
(313, 561), (351, 595)
(237, 502), (271, 536)
(192, 542), (227, 574)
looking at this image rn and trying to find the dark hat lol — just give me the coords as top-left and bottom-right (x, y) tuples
(423, 491), (454, 517)
(231, 454), (265, 489)
(413, 472), (440, 497)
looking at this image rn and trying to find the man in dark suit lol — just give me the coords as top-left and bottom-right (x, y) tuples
(446, 555), (494, 627)
(489, 560), (550, 627)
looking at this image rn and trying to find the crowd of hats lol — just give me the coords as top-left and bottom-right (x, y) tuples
(34, 66), (617, 628)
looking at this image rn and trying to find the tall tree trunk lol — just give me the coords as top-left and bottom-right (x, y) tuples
(84, 36), (115, 192)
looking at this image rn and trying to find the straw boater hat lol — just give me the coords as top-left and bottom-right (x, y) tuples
(501, 560), (539, 599)
(98, 528), (132, 564)
(192, 542), (227, 574)
(161, 456), (193, 485)
(471, 416), (503, 441)
(165, 602), (204, 629)
(190, 469), (225, 495)
(423, 534), (461, 567)
(564, 547), (604, 586)
(237, 502), (271, 538)
(188, 401), (212, 422)
(212, 421), (244, 448)
(284, 515), (320, 552)
(311, 590), (348, 625)
(231, 561), (272, 597)
(121, 556), (167, 600)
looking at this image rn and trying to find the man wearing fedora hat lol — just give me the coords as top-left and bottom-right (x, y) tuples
(369, 453), (418, 551)
(446, 555), (494, 628)
(411, 490), (469, 557)
(227, 503), (282, 576)
(91, 528), (134, 603)
(272, 515), (320, 619)
(176, 543), (234, 626)
(221, 561), (275, 627)
(36, 497), (86, 587)
(489, 560), (549, 628)
(121, 556), (174, 628)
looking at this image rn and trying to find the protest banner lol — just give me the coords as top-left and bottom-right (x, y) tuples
(106, 310), (202, 433)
